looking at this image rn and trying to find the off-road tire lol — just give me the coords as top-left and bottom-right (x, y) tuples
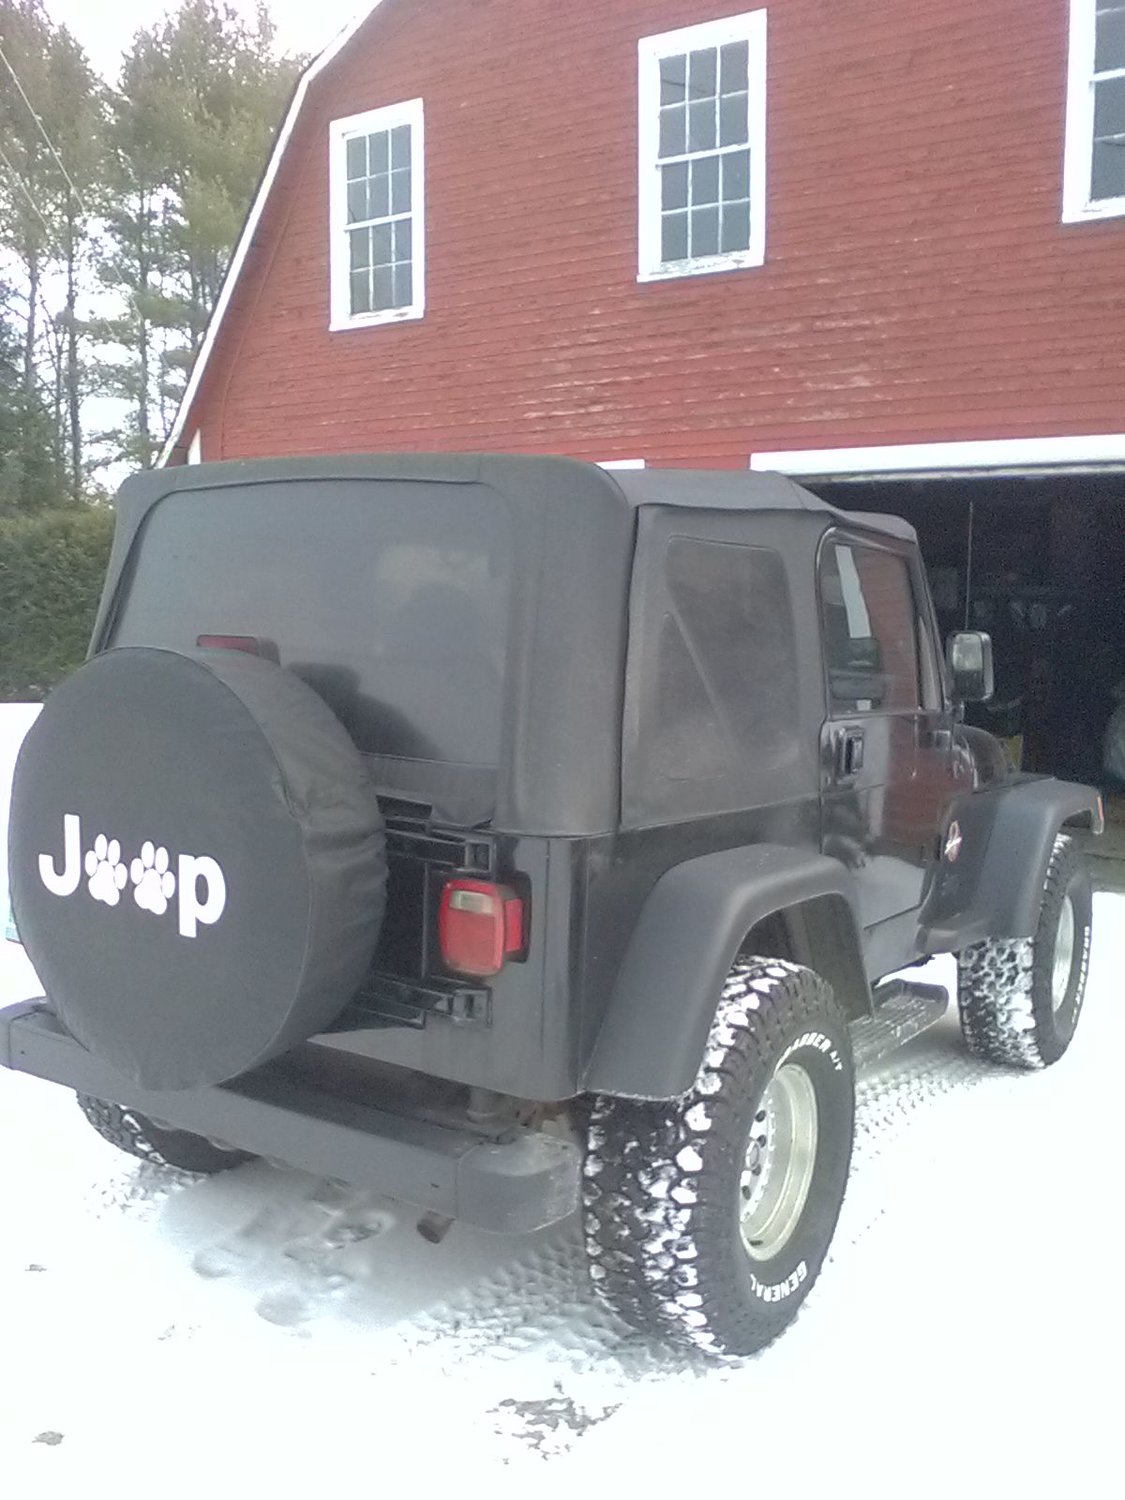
(77, 1095), (252, 1175)
(958, 833), (1092, 1070)
(583, 958), (855, 1357)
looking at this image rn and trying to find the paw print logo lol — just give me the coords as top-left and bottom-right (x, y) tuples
(131, 842), (176, 916)
(85, 835), (128, 907)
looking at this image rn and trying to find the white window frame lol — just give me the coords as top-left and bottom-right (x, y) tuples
(186, 429), (202, 464)
(329, 99), (425, 331)
(1063, 1), (1125, 222)
(638, 10), (768, 283)
(749, 433), (1125, 476)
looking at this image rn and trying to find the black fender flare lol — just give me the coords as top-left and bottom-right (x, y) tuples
(927, 777), (1102, 947)
(583, 844), (866, 1101)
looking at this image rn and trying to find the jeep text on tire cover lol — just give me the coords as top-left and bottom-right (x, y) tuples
(39, 815), (227, 935)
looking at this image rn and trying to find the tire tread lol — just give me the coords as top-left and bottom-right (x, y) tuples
(583, 958), (851, 1357)
(77, 1094), (250, 1175)
(957, 833), (1090, 1071)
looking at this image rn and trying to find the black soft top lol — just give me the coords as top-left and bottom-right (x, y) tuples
(98, 455), (915, 834)
(108, 452), (912, 536)
(610, 466), (914, 541)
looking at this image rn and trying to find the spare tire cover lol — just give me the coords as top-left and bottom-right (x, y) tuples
(9, 647), (386, 1091)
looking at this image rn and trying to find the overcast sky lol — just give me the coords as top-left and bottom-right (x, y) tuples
(42, 0), (364, 80)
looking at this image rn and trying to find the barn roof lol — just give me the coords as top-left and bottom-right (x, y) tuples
(159, 6), (385, 467)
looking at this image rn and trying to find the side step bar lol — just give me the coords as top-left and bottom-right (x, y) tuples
(849, 980), (950, 1072)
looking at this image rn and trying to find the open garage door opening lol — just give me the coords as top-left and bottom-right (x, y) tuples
(809, 472), (1125, 793)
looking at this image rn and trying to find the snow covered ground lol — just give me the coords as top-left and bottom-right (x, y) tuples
(2, 702), (1122, 1494)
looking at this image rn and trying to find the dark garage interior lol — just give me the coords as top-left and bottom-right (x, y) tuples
(812, 472), (1125, 794)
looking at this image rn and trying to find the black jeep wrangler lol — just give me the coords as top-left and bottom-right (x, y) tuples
(2, 455), (1101, 1356)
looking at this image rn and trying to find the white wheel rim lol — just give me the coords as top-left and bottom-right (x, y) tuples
(739, 1062), (819, 1262)
(1051, 894), (1076, 1014)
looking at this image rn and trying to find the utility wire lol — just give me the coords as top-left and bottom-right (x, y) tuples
(0, 40), (89, 217)
(0, 140), (56, 243)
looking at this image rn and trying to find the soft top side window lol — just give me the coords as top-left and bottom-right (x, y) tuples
(622, 529), (803, 825)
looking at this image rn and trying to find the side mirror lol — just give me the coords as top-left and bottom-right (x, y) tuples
(947, 631), (994, 704)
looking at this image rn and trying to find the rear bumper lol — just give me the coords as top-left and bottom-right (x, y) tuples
(0, 1000), (580, 1234)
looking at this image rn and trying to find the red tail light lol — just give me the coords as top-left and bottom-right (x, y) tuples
(196, 635), (280, 662)
(197, 635), (262, 656)
(439, 878), (525, 978)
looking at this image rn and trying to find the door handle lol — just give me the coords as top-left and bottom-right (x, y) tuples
(835, 727), (865, 778)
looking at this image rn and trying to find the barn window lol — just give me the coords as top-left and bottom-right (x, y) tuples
(637, 10), (767, 281)
(329, 99), (425, 329)
(1064, 2), (1125, 221)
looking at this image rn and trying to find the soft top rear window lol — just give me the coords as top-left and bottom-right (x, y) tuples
(111, 480), (513, 778)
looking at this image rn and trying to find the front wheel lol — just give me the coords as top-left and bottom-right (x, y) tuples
(583, 958), (855, 1357)
(958, 833), (1093, 1070)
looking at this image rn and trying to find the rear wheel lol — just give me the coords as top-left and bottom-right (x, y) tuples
(958, 833), (1092, 1069)
(583, 958), (854, 1357)
(77, 1095), (251, 1175)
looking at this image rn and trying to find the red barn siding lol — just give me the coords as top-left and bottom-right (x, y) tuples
(187, 0), (1125, 466)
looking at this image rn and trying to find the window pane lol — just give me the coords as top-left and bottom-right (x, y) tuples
(720, 201), (751, 253)
(393, 261), (413, 308)
(346, 180), (368, 224)
(659, 103), (687, 157)
(722, 149), (751, 201)
(391, 168), (411, 214)
(646, 540), (800, 786)
(349, 226), (370, 270)
(395, 217), (413, 261)
(371, 221), (393, 266)
(372, 265), (395, 311)
(112, 484), (514, 770)
(720, 40), (749, 94)
(390, 124), (411, 169)
(720, 91), (750, 146)
(369, 131), (389, 174)
(688, 47), (717, 99)
(660, 52), (687, 105)
(661, 209), (689, 261)
(1096, 7), (1125, 73)
(350, 269), (371, 315)
(1092, 138), (1125, 200)
(346, 135), (366, 180)
(690, 204), (720, 257)
(1095, 75), (1125, 139)
(688, 97), (717, 152)
(369, 173), (390, 218)
(821, 545), (920, 712)
(662, 160), (689, 210)
(691, 154), (720, 206)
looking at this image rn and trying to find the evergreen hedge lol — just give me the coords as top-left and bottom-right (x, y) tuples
(0, 507), (115, 701)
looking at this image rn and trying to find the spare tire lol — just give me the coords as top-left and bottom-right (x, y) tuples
(8, 647), (386, 1091)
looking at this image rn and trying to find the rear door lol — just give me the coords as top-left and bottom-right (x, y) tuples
(818, 533), (953, 929)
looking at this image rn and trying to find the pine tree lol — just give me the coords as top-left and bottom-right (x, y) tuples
(96, 2), (302, 466)
(0, 0), (103, 501)
(0, 282), (59, 514)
